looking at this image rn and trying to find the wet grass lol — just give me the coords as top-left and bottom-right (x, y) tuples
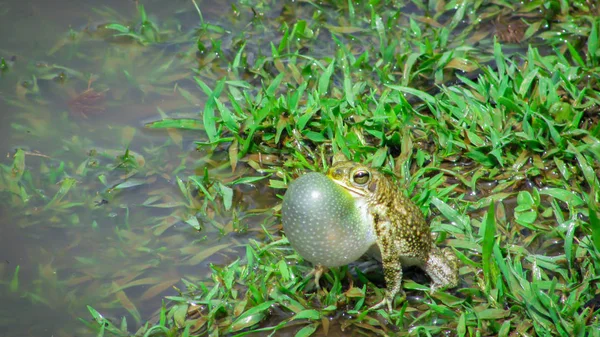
(1, 0), (600, 336)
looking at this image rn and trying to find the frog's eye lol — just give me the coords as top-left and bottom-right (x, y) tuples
(352, 170), (370, 185)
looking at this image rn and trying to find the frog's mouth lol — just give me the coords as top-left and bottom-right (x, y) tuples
(328, 178), (367, 198)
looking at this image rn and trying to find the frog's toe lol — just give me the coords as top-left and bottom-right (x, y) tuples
(430, 276), (457, 292)
(430, 282), (444, 292)
(369, 297), (392, 312)
(369, 290), (405, 312)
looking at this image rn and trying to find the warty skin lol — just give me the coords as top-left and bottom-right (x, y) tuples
(281, 161), (459, 312)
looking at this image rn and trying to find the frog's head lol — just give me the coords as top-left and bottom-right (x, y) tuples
(327, 161), (381, 199)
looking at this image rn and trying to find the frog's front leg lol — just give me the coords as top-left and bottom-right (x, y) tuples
(369, 237), (404, 312)
(309, 264), (328, 289)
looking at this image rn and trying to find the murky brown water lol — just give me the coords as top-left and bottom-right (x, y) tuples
(0, 1), (274, 336)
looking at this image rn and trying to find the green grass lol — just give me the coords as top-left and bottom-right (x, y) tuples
(2, 0), (600, 336)
(138, 1), (600, 335)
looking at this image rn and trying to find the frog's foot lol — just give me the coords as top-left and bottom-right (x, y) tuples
(308, 264), (328, 290)
(369, 289), (405, 312)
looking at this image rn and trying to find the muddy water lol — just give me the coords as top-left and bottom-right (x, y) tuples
(0, 1), (277, 336)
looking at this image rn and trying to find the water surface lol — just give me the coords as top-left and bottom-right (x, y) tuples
(0, 1), (277, 335)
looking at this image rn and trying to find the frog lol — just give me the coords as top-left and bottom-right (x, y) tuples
(327, 161), (459, 311)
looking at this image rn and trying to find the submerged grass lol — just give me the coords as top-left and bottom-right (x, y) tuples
(1, 0), (600, 336)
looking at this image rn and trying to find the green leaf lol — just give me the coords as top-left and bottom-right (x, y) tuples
(10, 265), (19, 292)
(291, 309), (320, 321)
(431, 197), (470, 231)
(113, 179), (147, 190)
(343, 66), (354, 107)
(186, 243), (230, 266)
(229, 301), (276, 332)
(44, 178), (77, 210)
(218, 183), (233, 210)
(370, 147), (387, 168)
(189, 176), (214, 201)
(230, 176), (269, 185)
(266, 73), (284, 97)
(515, 211), (537, 226)
(304, 131), (327, 142)
(318, 61), (334, 94)
(215, 98), (240, 133)
(476, 308), (509, 320)
(569, 142), (599, 191)
(11, 149), (25, 181)
(294, 323), (318, 337)
(145, 118), (203, 130)
(539, 188), (584, 207)
(482, 202), (496, 291)
(497, 97), (522, 114)
(589, 202), (600, 253)
(518, 68), (538, 97)
(86, 306), (126, 335)
(564, 220), (577, 269)
(106, 24), (130, 33)
(588, 19), (598, 65)
(516, 190), (534, 210)
(457, 313), (467, 336)
(493, 38), (505, 76)
(269, 179), (287, 189)
(386, 85), (436, 105)
(566, 42), (585, 67)
(184, 215), (201, 230)
(203, 79), (226, 143)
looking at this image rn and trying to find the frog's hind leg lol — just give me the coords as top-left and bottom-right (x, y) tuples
(424, 246), (459, 291)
